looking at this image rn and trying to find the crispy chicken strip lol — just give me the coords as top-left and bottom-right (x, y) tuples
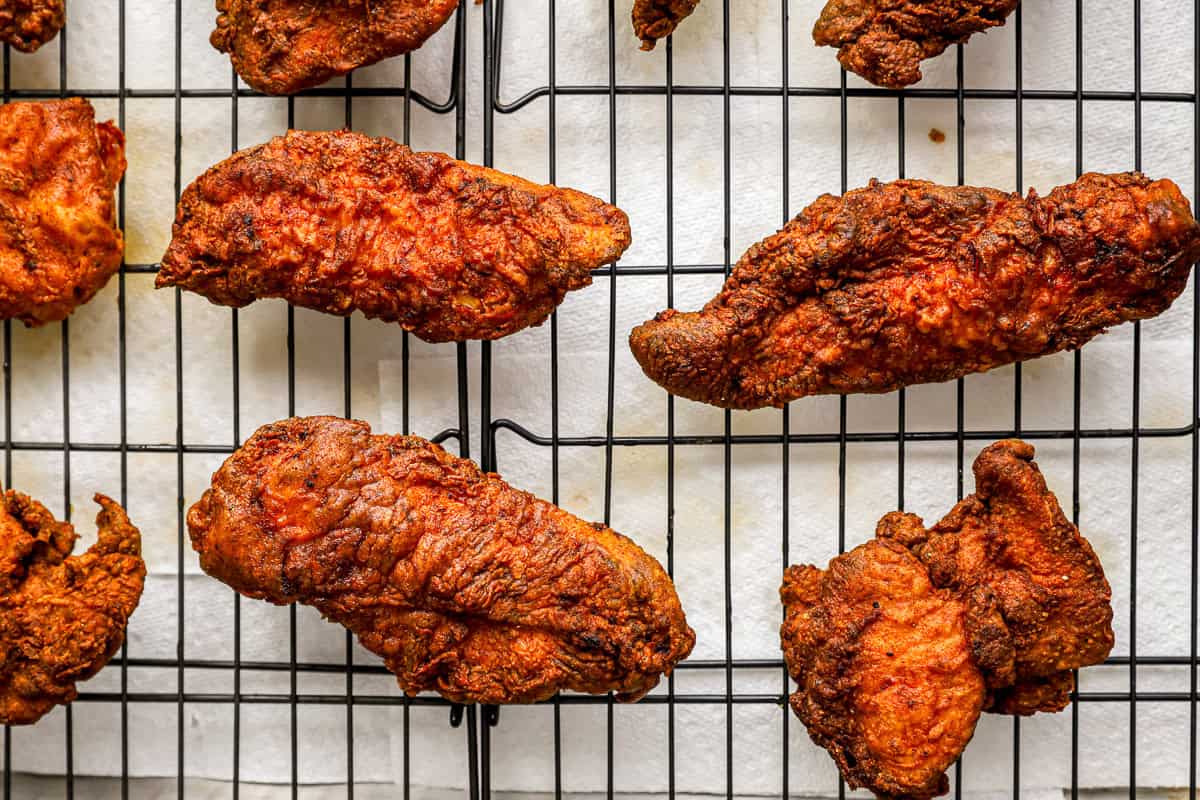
(813, 0), (1019, 88)
(0, 492), (145, 725)
(0, 99), (126, 326)
(158, 130), (631, 343)
(878, 439), (1114, 714)
(0, 0), (63, 51)
(211, 0), (459, 95)
(188, 416), (694, 704)
(781, 539), (985, 799)
(633, 0), (700, 50)
(631, 173), (1200, 409)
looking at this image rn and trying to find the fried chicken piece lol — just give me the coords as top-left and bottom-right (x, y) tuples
(877, 439), (1114, 714)
(211, 0), (459, 95)
(781, 539), (985, 799)
(0, 492), (145, 725)
(633, 0), (700, 50)
(157, 130), (631, 343)
(783, 440), (1113, 793)
(813, 0), (1019, 88)
(0, 99), (126, 327)
(188, 416), (694, 704)
(631, 173), (1200, 409)
(0, 0), (64, 52)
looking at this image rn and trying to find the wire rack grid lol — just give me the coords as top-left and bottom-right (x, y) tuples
(0, 0), (1198, 798)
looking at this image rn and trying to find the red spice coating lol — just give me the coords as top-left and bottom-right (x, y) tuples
(188, 416), (695, 704)
(211, 0), (459, 95)
(0, 0), (64, 52)
(158, 130), (631, 343)
(0, 99), (126, 326)
(631, 173), (1200, 410)
(0, 492), (145, 725)
(813, 0), (1019, 88)
(878, 439), (1114, 716)
(781, 540), (983, 799)
(633, 0), (700, 50)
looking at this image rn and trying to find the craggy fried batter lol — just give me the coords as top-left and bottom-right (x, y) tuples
(813, 0), (1019, 87)
(0, 0), (64, 51)
(781, 540), (984, 799)
(211, 0), (459, 95)
(0, 492), (145, 725)
(783, 440), (1113, 794)
(0, 99), (126, 326)
(158, 130), (631, 343)
(988, 671), (1075, 716)
(187, 416), (694, 704)
(631, 173), (1200, 409)
(878, 440), (1114, 714)
(633, 0), (700, 50)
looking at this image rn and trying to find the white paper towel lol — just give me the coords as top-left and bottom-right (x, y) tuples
(1, 0), (1197, 795)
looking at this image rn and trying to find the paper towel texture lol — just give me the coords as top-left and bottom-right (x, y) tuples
(1, 0), (1197, 795)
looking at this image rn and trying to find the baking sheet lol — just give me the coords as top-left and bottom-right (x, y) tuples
(1, 0), (1197, 794)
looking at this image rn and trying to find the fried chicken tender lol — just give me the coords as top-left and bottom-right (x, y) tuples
(0, 0), (64, 52)
(211, 0), (459, 95)
(878, 439), (1114, 714)
(783, 440), (1113, 795)
(633, 0), (700, 50)
(781, 540), (985, 799)
(0, 492), (145, 725)
(631, 173), (1200, 409)
(187, 416), (694, 704)
(158, 130), (631, 343)
(813, 0), (1019, 88)
(0, 99), (126, 327)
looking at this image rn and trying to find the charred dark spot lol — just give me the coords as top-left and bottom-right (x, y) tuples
(579, 633), (603, 650)
(589, 521), (606, 531)
(1095, 238), (1123, 261)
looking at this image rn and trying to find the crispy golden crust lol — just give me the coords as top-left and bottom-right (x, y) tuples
(211, 0), (459, 95)
(781, 540), (984, 799)
(783, 440), (1113, 790)
(0, 492), (145, 725)
(878, 440), (1114, 715)
(0, 0), (64, 52)
(631, 173), (1200, 410)
(158, 130), (631, 343)
(633, 0), (700, 50)
(813, 0), (1019, 88)
(0, 99), (126, 327)
(188, 416), (694, 704)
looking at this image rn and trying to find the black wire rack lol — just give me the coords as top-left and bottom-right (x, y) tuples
(1, 0), (1199, 798)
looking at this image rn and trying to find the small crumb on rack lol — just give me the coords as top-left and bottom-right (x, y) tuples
(929, 128), (947, 144)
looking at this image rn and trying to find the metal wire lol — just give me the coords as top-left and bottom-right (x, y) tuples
(0, 2), (1196, 798)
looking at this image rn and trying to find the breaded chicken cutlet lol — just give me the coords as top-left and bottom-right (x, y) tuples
(1, 492), (145, 725)
(631, 173), (1200, 409)
(188, 416), (694, 704)
(782, 440), (1113, 798)
(158, 130), (631, 343)
(0, 99), (126, 326)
